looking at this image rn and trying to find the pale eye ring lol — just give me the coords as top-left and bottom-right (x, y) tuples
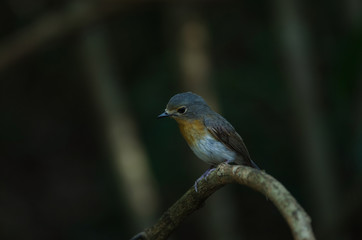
(177, 107), (187, 114)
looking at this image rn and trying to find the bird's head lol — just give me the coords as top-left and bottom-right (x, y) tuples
(158, 92), (209, 120)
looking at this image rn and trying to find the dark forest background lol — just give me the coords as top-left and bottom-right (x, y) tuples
(0, 1), (361, 240)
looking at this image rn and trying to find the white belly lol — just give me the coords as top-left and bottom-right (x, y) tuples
(189, 135), (236, 165)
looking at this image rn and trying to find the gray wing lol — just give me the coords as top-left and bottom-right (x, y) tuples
(204, 114), (259, 169)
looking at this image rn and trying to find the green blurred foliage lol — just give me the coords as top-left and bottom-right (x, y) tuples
(0, 1), (361, 240)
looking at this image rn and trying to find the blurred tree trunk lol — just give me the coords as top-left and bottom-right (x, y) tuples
(273, 0), (340, 239)
(169, 5), (244, 240)
(79, 25), (159, 230)
(0, 0), (132, 72)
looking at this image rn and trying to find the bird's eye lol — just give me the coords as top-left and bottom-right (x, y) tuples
(177, 107), (186, 114)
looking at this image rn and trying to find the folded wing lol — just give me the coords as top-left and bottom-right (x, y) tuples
(204, 114), (260, 169)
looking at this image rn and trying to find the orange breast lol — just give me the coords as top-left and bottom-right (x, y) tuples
(175, 118), (207, 146)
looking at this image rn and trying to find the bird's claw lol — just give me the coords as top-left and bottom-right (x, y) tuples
(194, 168), (216, 192)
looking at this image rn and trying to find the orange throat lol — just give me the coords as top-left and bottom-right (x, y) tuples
(174, 118), (207, 146)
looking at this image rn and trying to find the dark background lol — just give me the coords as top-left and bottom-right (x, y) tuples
(1, 1), (361, 240)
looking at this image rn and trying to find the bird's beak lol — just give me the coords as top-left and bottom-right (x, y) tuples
(157, 111), (170, 119)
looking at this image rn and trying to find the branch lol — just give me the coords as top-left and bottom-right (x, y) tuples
(130, 164), (315, 240)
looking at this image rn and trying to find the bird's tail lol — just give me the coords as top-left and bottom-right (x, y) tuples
(250, 159), (260, 170)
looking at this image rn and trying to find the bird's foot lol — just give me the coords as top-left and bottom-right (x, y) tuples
(225, 159), (242, 165)
(225, 159), (234, 165)
(194, 167), (216, 192)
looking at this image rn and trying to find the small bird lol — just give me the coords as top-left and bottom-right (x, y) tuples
(158, 92), (260, 191)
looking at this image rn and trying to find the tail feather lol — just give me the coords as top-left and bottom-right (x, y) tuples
(249, 159), (260, 170)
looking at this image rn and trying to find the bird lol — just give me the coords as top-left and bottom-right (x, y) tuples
(158, 92), (260, 191)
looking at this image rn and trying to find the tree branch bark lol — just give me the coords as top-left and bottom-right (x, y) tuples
(130, 164), (315, 240)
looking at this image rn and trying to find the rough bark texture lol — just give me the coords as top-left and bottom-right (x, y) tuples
(130, 164), (315, 240)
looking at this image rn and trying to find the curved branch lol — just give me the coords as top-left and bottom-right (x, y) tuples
(130, 164), (315, 240)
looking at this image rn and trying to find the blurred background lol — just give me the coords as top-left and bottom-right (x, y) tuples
(0, 0), (361, 239)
